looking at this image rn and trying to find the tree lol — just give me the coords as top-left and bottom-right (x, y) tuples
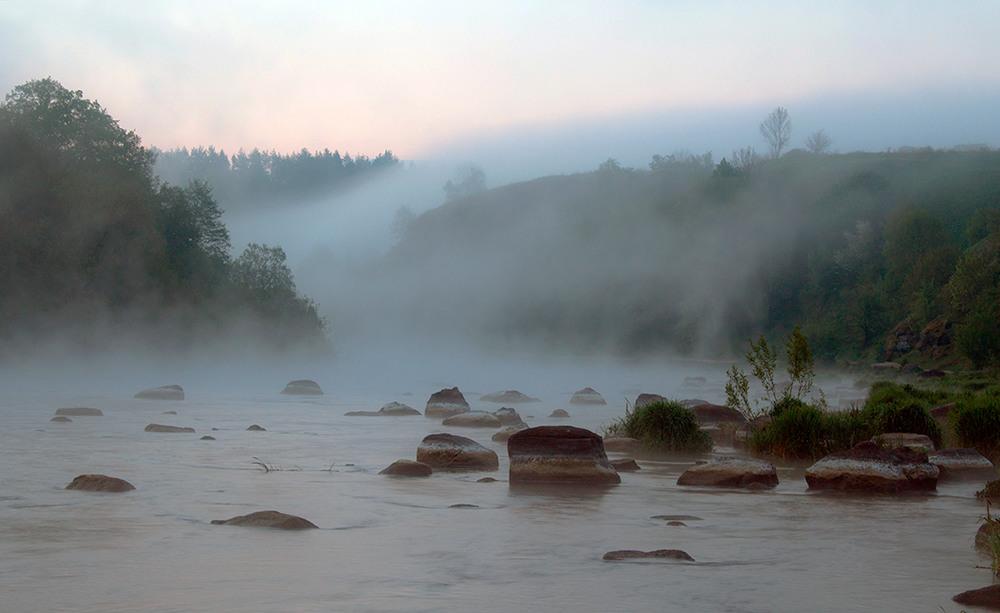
(805, 129), (832, 154)
(730, 146), (762, 175)
(231, 243), (295, 296)
(390, 205), (415, 241)
(759, 107), (792, 159)
(443, 164), (486, 202)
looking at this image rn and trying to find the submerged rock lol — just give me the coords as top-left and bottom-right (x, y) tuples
(345, 401), (421, 417)
(688, 403), (748, 425)
(480, 390), (540, 403)
(211, 510), (318, 530)
(805, 441), (939, 493)
(442, 411), (501, 428)
(280, 379), (323, 395)
(200, 435), (216, 441)
(66, 474), (135, 493)
(602, 549), (694, 561)
(570, 387), (606, 405)
(144, 423), (195, 433)
(548, 409), (570, 418)
(677, 457), (777, 488)
(379, 460), (433, 477)
(134, 385), (184, 400)
(416, 433), (498, 471)
(424, 387), (471, 419)
(246, 424), (266, 431)
(610, 458), (641, 471)
(492, 424), (529, 442)
(931, 448), (997, 481)
(508, 425), (620, 486)
(50, 416), (72, 423)
(55, 407), (103, 417)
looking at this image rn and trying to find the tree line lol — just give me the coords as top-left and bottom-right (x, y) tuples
(0, 77), (327, 354)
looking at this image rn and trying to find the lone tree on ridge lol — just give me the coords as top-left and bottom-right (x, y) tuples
(760, 107), (792, 159)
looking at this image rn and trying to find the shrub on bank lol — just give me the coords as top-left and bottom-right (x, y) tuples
(748, 399), (868, 460)
(860, 382), (943, 448)
(606, 399), (712, 453)
(951, 393), (1000, 459)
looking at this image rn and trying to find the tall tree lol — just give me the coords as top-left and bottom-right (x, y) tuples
(760, 107), (792, 159)
(805, 129), (832, 154)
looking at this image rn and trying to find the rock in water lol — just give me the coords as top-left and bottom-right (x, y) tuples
(345, 401), (421, 416)
(570, 387), (606, 405)
(134, 385), (184, 400)
(50, 416), (72, 423)
(246, 424), (266, 431)
(55, 407), (103, 417)
(677, 456), (777, 488)
(416, 433), (498, 471)
(65, 474), (135, 493)
(442, 412), (501, 428)
(930, 448), (997, 481)
(424, 387), (471, 419)
(953, 584), (1000, 609)
(688, 403), (748, 425)
(602, 549), (694, 561)
(479, 390), (540, 403)
(610, 458), (641, 472)
(805, 441), (939, 493)
(508, 425), (621, 486)
(379, 460), (433, 477)
(144, 423), (195, 433)
(603, 437), (641, 453)
(635, 393), (666, 407)
(211, 510), (318, 530)
(870, 432), (935, 452)
(492, 407), (526, 427)
(280, 379), (323, 395)
(492, 424), (529, 442)
(548, 409), (570, 418)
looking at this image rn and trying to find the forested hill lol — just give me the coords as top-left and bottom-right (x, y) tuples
(378, 150), (1000, 367)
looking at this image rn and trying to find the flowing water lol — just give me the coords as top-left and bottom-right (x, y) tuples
(0, 353), (991, 612)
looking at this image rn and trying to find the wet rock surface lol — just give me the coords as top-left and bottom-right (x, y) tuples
(805, 441), (939, 493)
(442, 412), (501, 428)
(930, 448), (996, 481)
(379, 460), (433, 477)
(688, 403), (747, 425)
(508, 425), (620, 486)
(677, 457), (777, 488)
(346, 401), (420, 417)
(211, 510), (318, 530)
(416, 433), (498, 471)
(548, 409), (570, 418)
(50, 416), (72, 423)
(280, 380), (323, 395)
(134, 385), (184, 400)
(66, 474), (135, 493)
(424, 387), (471, 419)
(570, 387), (606, 405)
(603, 437), (641, 453)
(953, 584), (1000, 609)
(144, 423), (195, 433)
(55, 407), (103, 416)
(610, 458), (641, 471)
(602, 549), (694, 561)
(491, 407), (526, 427)
(492, 424), (529, 442)
(870, 432), (935, 451)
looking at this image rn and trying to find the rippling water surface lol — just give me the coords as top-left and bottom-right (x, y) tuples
(0, 356), (990, 612)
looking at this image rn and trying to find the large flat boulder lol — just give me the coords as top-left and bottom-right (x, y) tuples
(442, 412), (501, 428)
(677, 456), (777, 488)
(144, 423), (195, 433)
(871, 432), (935, 452)
(416, 433), (498, 471)
(492, 423), (529, 442)
(280, 379), (323, 395)
(134, 385), (184, 400)
(424, 387), (471, 419)
(345, 401), (420, 416)
(211, 510), (317, 530)
(953, 584), (1000, 609)
(65, 474), (135, 493)
(570, 387), (606, 405)
(508, 425), (620, 486)
(480, 390), (540, 403)
(55, 407), (103, 417)
(929, 448), (996, 481)
(805, 441), (939, 493)
(603, 549), (694, 561)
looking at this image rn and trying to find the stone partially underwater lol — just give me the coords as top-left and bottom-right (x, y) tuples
(507, 425), (620, 486)
(65, 474), (135, 493)
(424, 387), (471, 419)
(211, 510), (318, 530)
(805, 441), (939, 493)
(134, 385), (184, 400)
(416, 433), (498, 471)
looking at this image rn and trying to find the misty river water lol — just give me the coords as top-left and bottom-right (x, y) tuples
(0, 352), (991, 612)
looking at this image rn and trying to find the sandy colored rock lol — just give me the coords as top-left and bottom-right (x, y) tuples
(492, 424), (529, 442)
(871, 432), (935, 452)
(66, 474), (135, 493)
(677, 456), (777, 488)
(246, 424), (266, 431)
(416, 433), (498, 471)
(211, 510), (318, 530)
(548, 409), (570, 418)
(492, 407), (526, 426)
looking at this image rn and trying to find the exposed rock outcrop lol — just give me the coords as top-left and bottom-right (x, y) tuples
(929, 448), (996, 481)
(480, 390), (540, 403)
(805, 441), (939, 492)
(55, 407), (103, 416)
(416, 433), (498, 471)
(66, 474), (135, 493)
(508, 425), (620, 486)
(442, 412), (502, 428)
(144, 423), (195, 433)
(345, 401), (421, 417)
(602, 549), (694, 561)
(280, 379), (323, 395)
(424, 387), (471, 419)
(211, 510), (318, 530)
(134, 385), (184, 400)
(379, 460), (433, 477)
(570, 387), (606, 405)
(677, 457), (777, 488)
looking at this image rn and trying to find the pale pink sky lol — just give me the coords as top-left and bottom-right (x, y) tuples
(2, 1), (999, 160)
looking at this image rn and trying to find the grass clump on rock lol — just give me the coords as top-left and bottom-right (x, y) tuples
(748, 397), (868, 460)
(859, 382), (943, 449)
(606, 399), (712, 453)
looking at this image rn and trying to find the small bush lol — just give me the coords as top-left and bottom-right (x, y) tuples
(952, 395), (1000, 459)
(750, 401), (830, 459)
(861, 383), (943, 448)
(606, 399), (712, 453)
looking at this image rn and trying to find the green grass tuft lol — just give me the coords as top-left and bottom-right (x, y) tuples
(606, 399), (712, 453)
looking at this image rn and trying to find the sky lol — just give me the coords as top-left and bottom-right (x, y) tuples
(2, 1), (1000, 181)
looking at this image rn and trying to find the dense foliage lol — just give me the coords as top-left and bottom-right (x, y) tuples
(385, 147), (1000, 366)
(0, 78), (327, 354)
(606, 399), (713, 453)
